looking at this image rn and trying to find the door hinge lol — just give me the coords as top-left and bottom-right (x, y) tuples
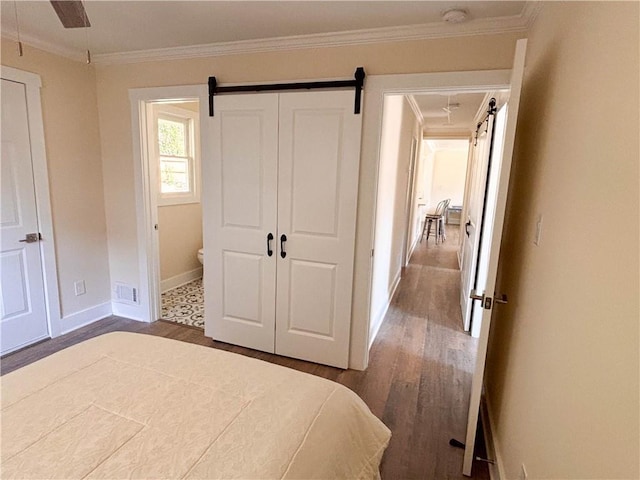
(371, 248), (374, 257)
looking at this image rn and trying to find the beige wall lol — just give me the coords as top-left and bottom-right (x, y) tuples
(1, 40), (111, 319)
(158, 203), (202, 282)
(152, 101), (202, 285)
(485, 3), (639, 479)
(94, 31), (523, 365)
(370, 95), (417, 331)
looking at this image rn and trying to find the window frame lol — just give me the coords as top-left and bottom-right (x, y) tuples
(153, 104), (200, 206)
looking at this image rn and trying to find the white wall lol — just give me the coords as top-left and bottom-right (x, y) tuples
(429, 147), (468, 207)
(418, 140), (435, 210)
(406, 124), (425, 255)
(370, 95), (418, 338)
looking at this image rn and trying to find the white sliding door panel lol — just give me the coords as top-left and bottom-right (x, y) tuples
(204, 94), (278, 353)
(460, 118), (494, 332)
(1, 79), (49, 354)
(276, 91), (362, 369)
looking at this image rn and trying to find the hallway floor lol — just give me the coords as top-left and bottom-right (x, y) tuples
(368, 223), (488, 478)
(2, 223), (488, 478)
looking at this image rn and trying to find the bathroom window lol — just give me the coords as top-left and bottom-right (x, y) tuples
(155, 105), (200, 206)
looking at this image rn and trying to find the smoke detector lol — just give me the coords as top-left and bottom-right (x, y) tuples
(442, 8), (469, 24)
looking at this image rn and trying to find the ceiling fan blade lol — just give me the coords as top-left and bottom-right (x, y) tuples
(50, 1), (90, 28)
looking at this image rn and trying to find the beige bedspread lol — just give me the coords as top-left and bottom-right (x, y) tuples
(0, 332), (390, 479)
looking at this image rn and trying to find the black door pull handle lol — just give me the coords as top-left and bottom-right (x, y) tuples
(280, 234), (287, 258)
(267, 233), (273, 257)
(465, 221), (471, 237)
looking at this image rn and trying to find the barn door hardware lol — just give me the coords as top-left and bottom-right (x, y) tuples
(208, 67), (365, 116)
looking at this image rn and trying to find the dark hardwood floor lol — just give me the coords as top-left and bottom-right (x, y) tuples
(1, 224), (488, 479)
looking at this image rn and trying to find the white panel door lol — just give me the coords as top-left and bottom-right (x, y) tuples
(204, 94), (279, 353)
(463, 38), (527, 476)
(275, 91), (363, 369)
(1, 79), (49, 354)
(460, 115), (495, 333)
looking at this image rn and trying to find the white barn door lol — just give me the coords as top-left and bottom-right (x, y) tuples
(205, 94), (279, 353)
(275, 91), (362, 369)
(204, 89), (362, 367)
(1, 79), (49, 354)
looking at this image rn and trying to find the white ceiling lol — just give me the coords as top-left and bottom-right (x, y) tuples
(414, 91), (487, 135)
(0, 1), (534, 63)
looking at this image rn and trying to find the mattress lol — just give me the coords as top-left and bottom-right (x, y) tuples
(1, 332), (390, 479)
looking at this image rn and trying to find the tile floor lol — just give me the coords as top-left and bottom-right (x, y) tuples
(160, 278), (204, 328)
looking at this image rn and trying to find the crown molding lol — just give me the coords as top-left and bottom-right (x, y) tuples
(521, 1), (543, 29)
(93, 9), (533, 66)
(406, 95), (425, 125)
(1, 30), (85, 62)
(2, 1), (541, 66)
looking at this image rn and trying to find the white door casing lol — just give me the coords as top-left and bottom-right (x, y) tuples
(275, 91), (363, 369)
(0, 78), (49, 354)
(205, 93), (279, 353)
(462, 38), (527, 476)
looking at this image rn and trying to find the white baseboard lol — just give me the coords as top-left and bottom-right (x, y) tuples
(111, 301), (147, 322)
(368, 268), (402, 349)
(161, 267), (203, 293)
(481, 393), (506, 480)
(408, 234), (420, 263)
(60, 301), (112, 335)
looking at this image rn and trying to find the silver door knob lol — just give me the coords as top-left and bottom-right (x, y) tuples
(19, 233), (40, 243)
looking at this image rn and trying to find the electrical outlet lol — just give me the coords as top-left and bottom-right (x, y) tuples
(520, 463), (528, 479)
(534, 215), (543, 246)
(74, 280), (86, 296)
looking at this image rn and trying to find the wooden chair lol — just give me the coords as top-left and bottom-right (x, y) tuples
(420, 199), (451, 244)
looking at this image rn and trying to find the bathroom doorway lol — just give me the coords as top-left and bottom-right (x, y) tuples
(146, 99), (204, 328)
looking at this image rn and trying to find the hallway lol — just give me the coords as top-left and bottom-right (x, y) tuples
(368, 225), (487, 479)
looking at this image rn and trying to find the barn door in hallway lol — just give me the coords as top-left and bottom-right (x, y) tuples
(460, 114), (495, 333)
(205, 90), (362, 368)
(462, 39), (527, 476)
(1, 78), (49, 355)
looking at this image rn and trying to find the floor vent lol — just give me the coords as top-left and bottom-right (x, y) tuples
(114, 282), (138, 305)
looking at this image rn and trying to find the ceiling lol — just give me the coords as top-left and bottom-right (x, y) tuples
(414, 92), (488, 136)
(0, 1), (535, 63)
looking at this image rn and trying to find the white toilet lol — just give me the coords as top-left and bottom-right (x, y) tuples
(197, 248), (204, 265)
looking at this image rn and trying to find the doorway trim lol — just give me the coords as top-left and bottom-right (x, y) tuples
(355, 69), (512, 370)
(129, 85), (207, 323)
(1, 66), (62, 338)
